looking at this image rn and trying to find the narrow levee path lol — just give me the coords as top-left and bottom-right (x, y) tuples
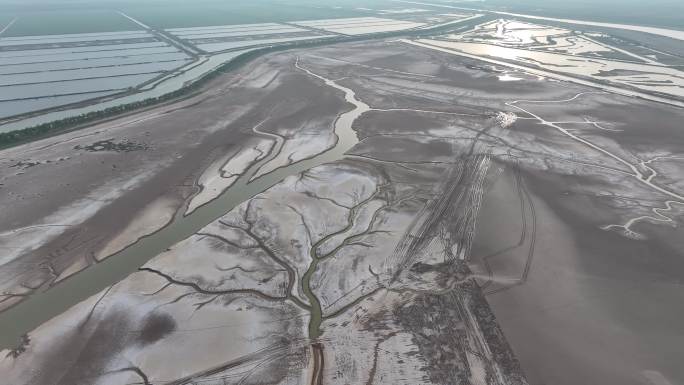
(117, 11), (201, 57)
(0, 17), (17, 36)
(0, 56), (366, 350)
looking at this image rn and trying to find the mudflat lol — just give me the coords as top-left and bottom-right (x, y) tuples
(1, 34), (683, 385)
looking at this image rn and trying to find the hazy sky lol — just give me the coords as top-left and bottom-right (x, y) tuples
(0, 0), (682, 28)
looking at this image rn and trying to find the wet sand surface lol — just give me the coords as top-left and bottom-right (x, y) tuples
(0, 31), (683, 385)
(472, 164), (684, 385)
(0, 53), (346, 310)
(0, 40), (533, 385)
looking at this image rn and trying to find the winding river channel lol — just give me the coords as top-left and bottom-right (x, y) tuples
(0, 57), (369, 349)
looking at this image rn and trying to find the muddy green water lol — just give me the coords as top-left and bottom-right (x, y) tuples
(0, 62), (368, 350)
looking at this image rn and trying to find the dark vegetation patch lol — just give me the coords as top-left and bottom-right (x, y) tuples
(5, 334), (30, 359)
(459, 283), (528, 384)
(410, 261), (471, 287)
(137, 312), (176, 345)
(394, 292), (471, 384)
(394, 284), (528, 385)
(9, 160), (40, 169)
(75, 139), (149, 153)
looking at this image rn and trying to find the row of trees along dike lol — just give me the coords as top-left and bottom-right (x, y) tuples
(0, 39), (331, 149)
(0, 19), (483, 149)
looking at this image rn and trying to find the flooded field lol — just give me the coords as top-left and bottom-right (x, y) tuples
(0, 28), (193, 119)
(408, 19), (684, 102)
(0, 92), (116, 118)
(0, 10), (138, 37)
(0, 6), (480, 131)
(0, 62), (187, 86)
(0, 49), (250, 133)
(392, 0), (684, 38)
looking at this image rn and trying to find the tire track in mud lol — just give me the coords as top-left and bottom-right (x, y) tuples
(484, 169), (538, 296)
(479, 165), (527, 291)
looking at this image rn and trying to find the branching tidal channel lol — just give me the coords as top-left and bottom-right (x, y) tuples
(0, 57), (368, 356)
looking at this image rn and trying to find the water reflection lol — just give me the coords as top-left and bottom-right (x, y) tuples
(417, 19), (684, 100)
